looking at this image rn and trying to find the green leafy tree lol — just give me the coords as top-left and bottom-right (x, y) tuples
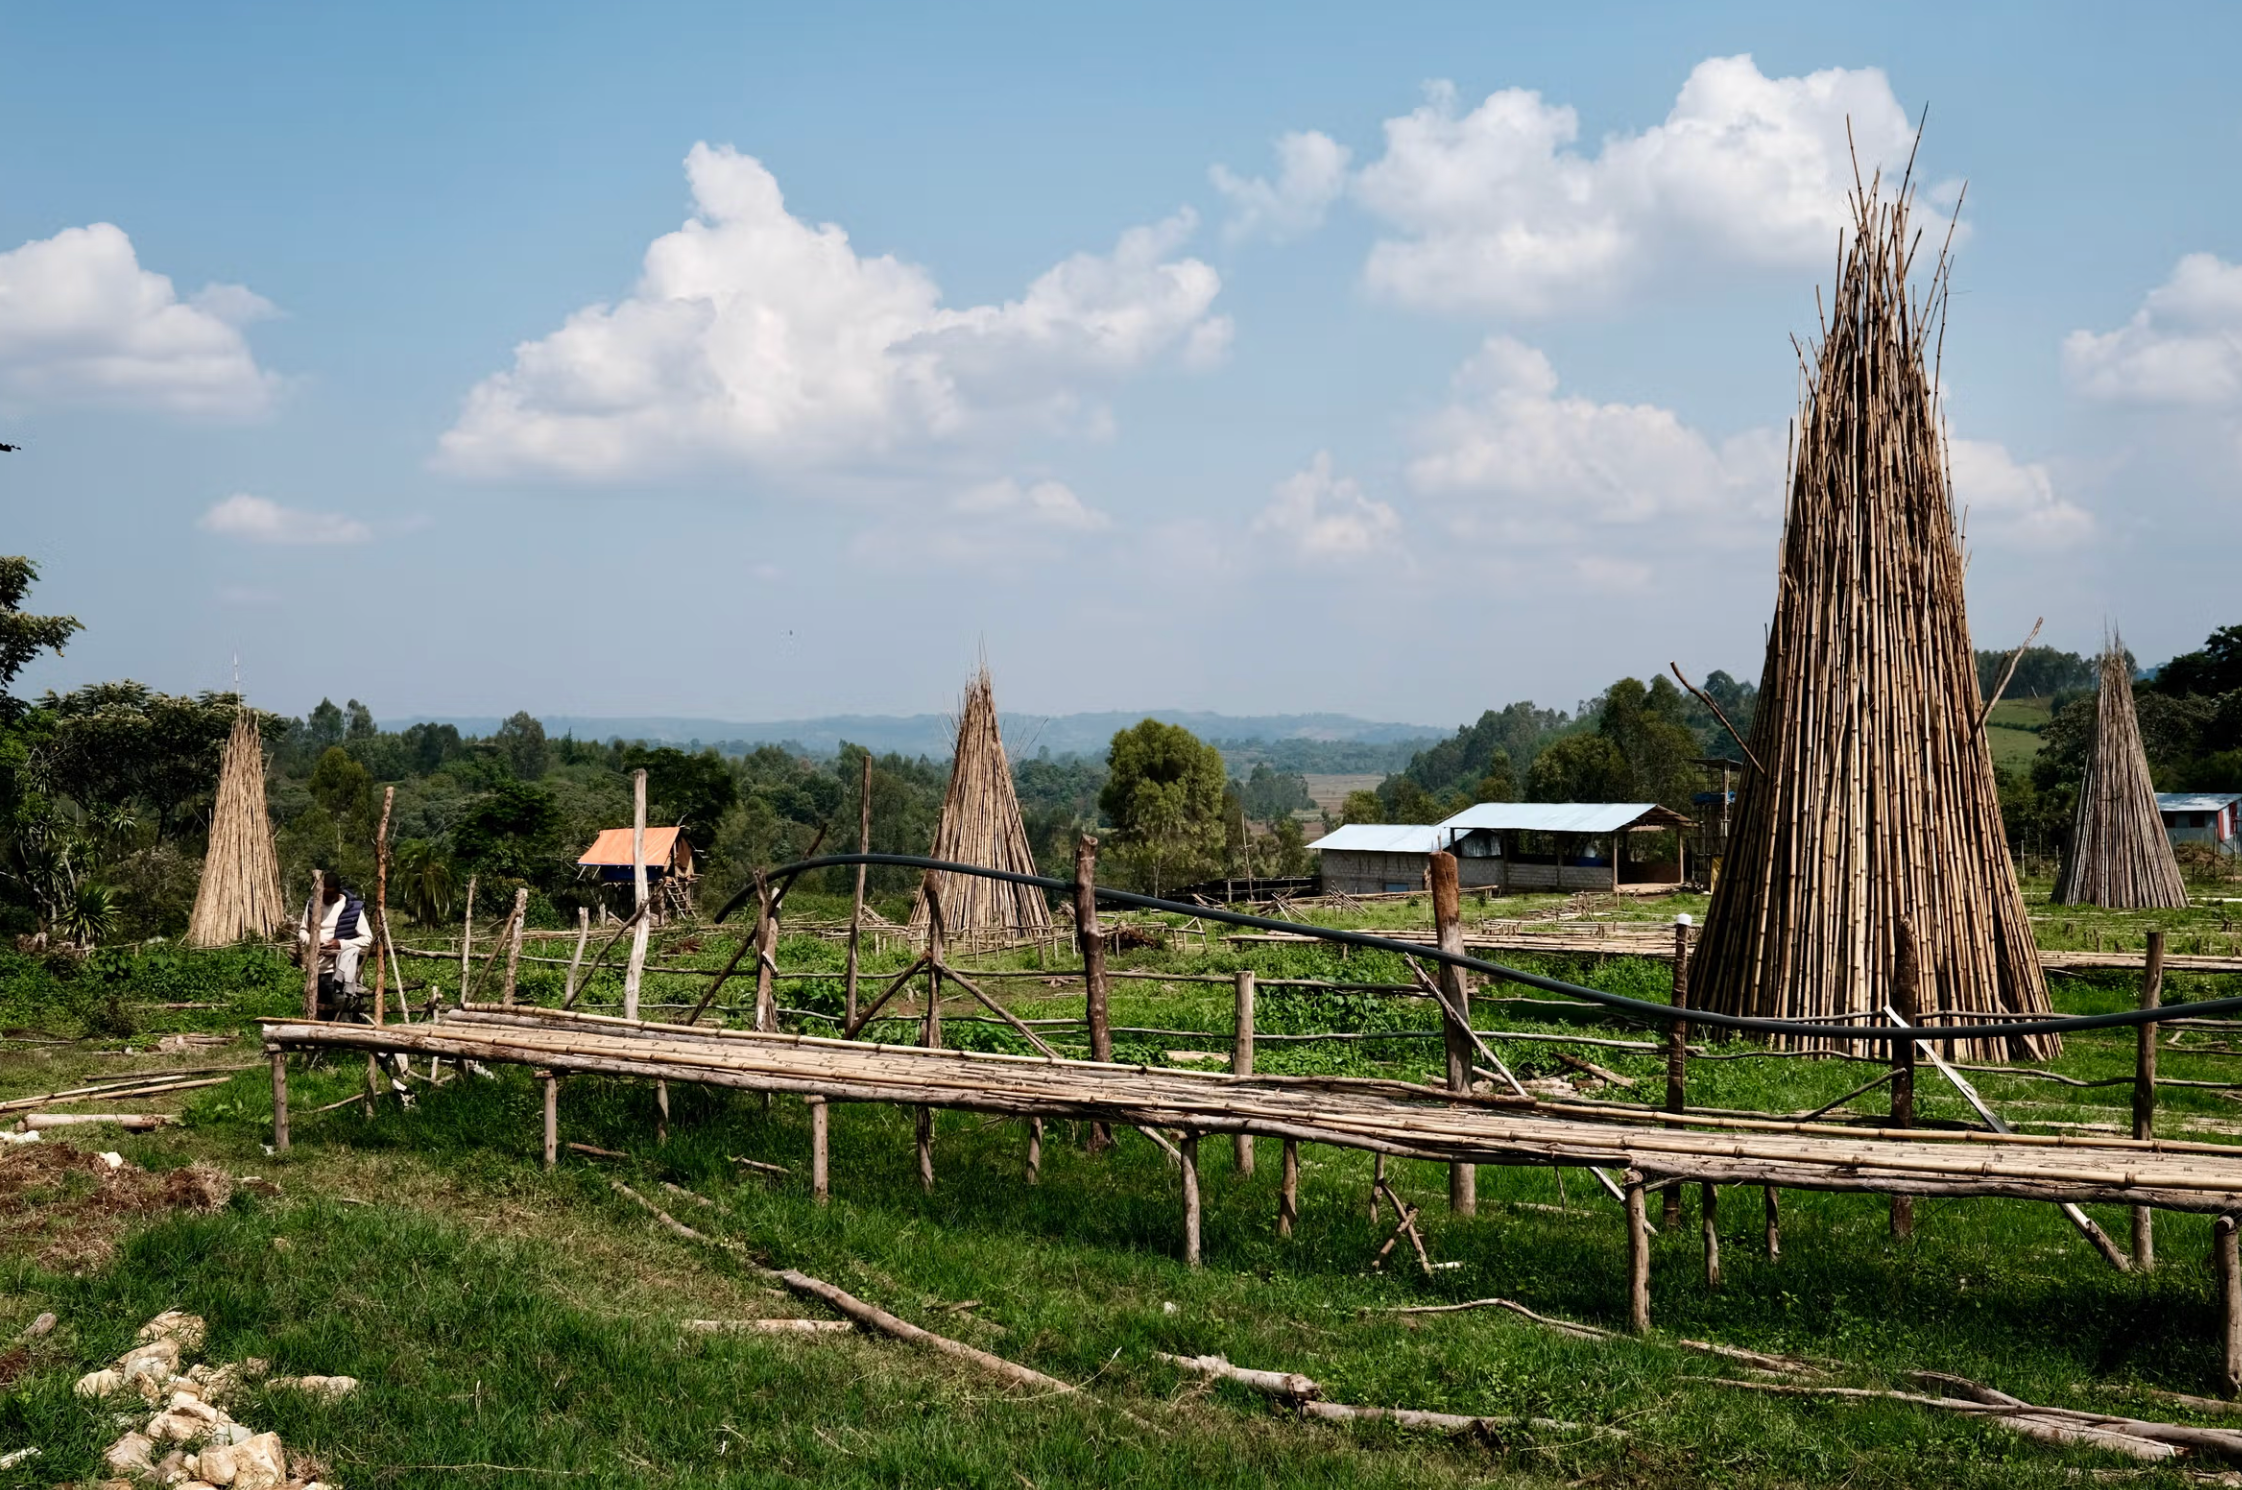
(307, 746), (375, 859)
(1266, 816), (1311, 877)
(1098, 719), (1226, 895)
(2150, 625), (2242, 699)
(622, 744), (738, 839)
(40, 683), (252, 840)
(452, 779), (562, 882)
(1473, 753), (1519, 803)
(1527, 733), (1634, 801)
(1341, 789), (1384, 825)
(495, 710), (550, 780)
(1387, 777), (1443, 824)
(0, 557), (80, 724)
(1237, 762), (1312, 822)
(1597, 676), (1702, 807)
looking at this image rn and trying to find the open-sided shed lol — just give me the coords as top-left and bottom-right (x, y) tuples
(1435, 802), (1696, 892)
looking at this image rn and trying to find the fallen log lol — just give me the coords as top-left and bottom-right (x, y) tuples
(1694, 1378), (2197, 1462)
(684, 1318), (852, 1334)
(15, 1113), (176, 1131)
(1157, 1351), (1613, 1437)
(610, 1179), (736, 1250)
(772, 1268), (1076, 1397)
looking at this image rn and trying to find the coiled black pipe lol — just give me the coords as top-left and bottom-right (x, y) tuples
(722, 852), (2242, 1044)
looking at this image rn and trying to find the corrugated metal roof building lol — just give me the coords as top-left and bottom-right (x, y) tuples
(2156, 793), (2241, 856)
(577, 826), (694, 883)
(1309, 802), (1696, 895)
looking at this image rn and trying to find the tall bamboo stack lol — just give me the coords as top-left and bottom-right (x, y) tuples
(1693, 167), (2056, 1063)
(2055, 635), (2188, 909)
(187, 708), (287, 947)
(909, 667), (1053, 937)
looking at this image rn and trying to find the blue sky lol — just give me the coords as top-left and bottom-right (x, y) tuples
(6, 2), (2239, 729)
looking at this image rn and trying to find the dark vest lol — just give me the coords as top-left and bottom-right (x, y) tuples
(334, 895), (364, 942)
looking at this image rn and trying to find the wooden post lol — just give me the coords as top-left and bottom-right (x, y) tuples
(1764, 1186), (1781, 1261)
(1428, 851), (1474, 1215)
(1370, 1152), (1386, 1221)
(845, 752), (870, 1028)
(2135, 931), (2165, 1270)
(1074, 836), (1112, 1152)
(564, 906), (590, 1004)
(1663, 917), (1691, 1229)
(656, 1080), (670, 1145)
(1026, 1117), (1043, 1186)
(754, 876), (780, 1034)
(2220, 1215), (2242, 1399)
(270, 1051), (290, 1155)
(1701, 1183), (1721, 1288)
(300, 873), (323, 1020)
(500, 887), (529, 1005)
(810, 1098), (830, 1204)
(459, 874), (476, 1003)
(1232, 970), (1256, 1176)
(372, 788), (393, 1028)
(541, 1071), (557, 1171)
(1890, 919), (1919, 1238)
(623, 768), (650, 1021)
(1625, 1170), (1650, 1334)
(1180, 1131), (1202, 1267)
(918, 884), (945, 1193)
(1278, 1139), (1299, 1238)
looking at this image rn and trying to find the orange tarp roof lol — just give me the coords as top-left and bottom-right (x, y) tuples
(578, 826), (686, 867)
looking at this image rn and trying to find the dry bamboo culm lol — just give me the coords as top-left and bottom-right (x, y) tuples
(908, 666), (1052, 939)
(1693, 162), (2054, 1063)
(2054, 634), (2190, 910)
(187, 707), (287, 947)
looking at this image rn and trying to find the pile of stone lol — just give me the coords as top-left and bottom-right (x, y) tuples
(74, 1310), (355, 1490)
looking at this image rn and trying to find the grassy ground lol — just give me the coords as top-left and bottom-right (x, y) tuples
(7, 886), (2242, 1486)
(1986, 695), (2053, 772)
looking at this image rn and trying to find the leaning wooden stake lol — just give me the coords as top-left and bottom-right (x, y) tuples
(1075, 835), (1112, 1152)
(623, 769), (651, 1021)
(1664, 918), (1691, 1230)
(270, 1051), (289, 1155)
(845, 751), (871, 1028)
(1026, 1117), (1043, 1186)
(809, 1097), (830, 1204)
(1764, 1185), (1781, 1261)
(564, 906), (590, 1004)
(299, 873), (323, 1021)
(1181, 1131), (1203, 1267)
(500, 887), (529, 1005)
(459, 873), (477, 1003)
(2220, 1215), (2242, 1399)
(753, 873), (780, 1033)
(1428, 852), (1474, 1215)
(2137, 931), (2166, 1269)
(1891, 919), (1919, 1238)
(1625, 1169), (1650, 1334)
(1701, 1182), (1721, 1289)
(1279, 1138), (1299, 1238)
(1233, 969), (1256, 1176)
(918, 882), (946, 1193)
(372, 788), (393, 1029)
(541, 1071), (558, 1171)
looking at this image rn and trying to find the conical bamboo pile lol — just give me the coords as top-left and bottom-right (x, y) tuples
(2055, 634), (2188, 909)
(1694, 165), (2055, 1063)
(187, 707), (287, 946)
(910, 667), (1052, 937)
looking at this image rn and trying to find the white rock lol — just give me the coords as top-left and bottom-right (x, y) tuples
(139, 1310), (209, 1354)
(0, 1447), (38, 1469)
(119, 1336), (181, 1380)
(98, 1150), (125, 1169)
(271, 1373), (358, 1401)
(102, 1431), (154, 1473)
(228, 1432), (286, 1490)
(146, 1396), (223, 1442)
(198, 1440), (239, 1485)
(0, 1130), (39, 1145)
(75, 1368), (126, 1397)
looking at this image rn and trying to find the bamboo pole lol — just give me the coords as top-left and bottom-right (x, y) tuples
(846, 751), (870, 1027)
(542, 1071), (557, 1171)
(623, 769), (650, 1021)
(1764, 1185), (1780, 1261)
(299, 872), (323, 1020)
(919, 883), (945, 1193)
(1075, 835), (1112, 1152)
(810, 1097), (829, 1204)
(2057, 636), (2190, 909)
(1702, 1182), (1721, 1289)
(270, 1051), (289, 1155)
(909, 668), (1052, 938)
(754, 874), (779, 1034)
(372, 788), (393, 1028)
(1625, 1170), (1650, 1334)
(1181, 1131), (1202, 1266)
(1279, 1139), (1299, 1237)
(459, 874), (476, 1000)
(1429, 852), (1474, 1215)
(1233, 970), (1255, 1176)
(2222, 1214), (2242, 1398)
(2137, 931), (2166, 1269)
(1664, 918), (1691, 1229)
(500, 887), (529, 1006)
(1892, 919), (1918, 1237)
(564, 906), (589, 1004)
(1027, 1117), (1043, 1185)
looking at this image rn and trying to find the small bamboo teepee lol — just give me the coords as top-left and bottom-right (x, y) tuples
(910, 667), (1052, 937)
(2054, 635), (2188, 909)
(188, 707), (287, 946)
(1693, 161), (2056, 1063)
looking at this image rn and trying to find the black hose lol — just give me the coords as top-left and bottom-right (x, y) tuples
(747, 851), (2242, 1045)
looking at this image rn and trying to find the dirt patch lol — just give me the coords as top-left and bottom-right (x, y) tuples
(0, 1143), (231, 1271)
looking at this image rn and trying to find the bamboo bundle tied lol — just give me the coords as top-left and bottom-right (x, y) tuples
(1694, 156), (2055, 1063)
(909, 665), (1052, 937)
(2055, 633), (2188, 909)
(187, 707), (286, 947)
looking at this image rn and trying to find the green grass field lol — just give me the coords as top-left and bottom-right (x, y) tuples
(6, 887), (2242, 1487)
(1986, 695), (2054, 772)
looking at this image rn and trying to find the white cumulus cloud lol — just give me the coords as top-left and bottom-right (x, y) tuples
(0, 223), (277, 416)
(1252, 452), (1401, 560)
(2063, 253), (2242, 406)
(199, 494), (372, 546)
(953, 477), (1112, 531)
(1407, 337), (1784, 535)
(1210, 131), (1353, 244)
(439, 144), (1227, 481)
(1352, 55), (1942, 316)
(1948, 438), (2093, 549)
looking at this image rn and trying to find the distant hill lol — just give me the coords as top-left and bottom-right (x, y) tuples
(396, 710), (1442, 762)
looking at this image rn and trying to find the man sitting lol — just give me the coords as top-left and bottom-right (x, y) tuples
(298, 870), (375, 1019)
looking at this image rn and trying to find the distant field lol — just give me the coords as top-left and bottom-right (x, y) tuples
(1986, 694), (2053, 771)
(1302, 772), (1384, 815)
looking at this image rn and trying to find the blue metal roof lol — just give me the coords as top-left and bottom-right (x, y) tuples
(1307, 824), (1447, 855)
(2157, 793), (2242, 812)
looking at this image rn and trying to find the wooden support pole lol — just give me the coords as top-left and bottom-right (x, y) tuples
(810, 1098), (830, 1204)
(459, 874), (476, 1004)
(2136, 931), (2166, 1270)
(1181, 1131), (1202, 1267)
(1664, 918), (1691, 1229)
(1026, 1117), (1043, 1186)
(1891, 919), (1920, 1238)
(1074, 836), (1112, 1152)
(916, 1106), (935, 1194)
(564, 906), (590, 1004)
(270, 1051), (289, 1155)
(541, 1071), (557, 1171)
(623, 768), (650, 1021)
(1701, 1183), (1721, 1289)
(918, 883), (945, 1193)
(500, 887), (529, 1005)
(753, 874), (780, 1033)
(1764, 1186), (1781, 1261)
(372, 788), (393, 1028)
(1233, 969), (1256, 1176)
(300, 872), (323, 1020)
(1279, 1139), (1299, 1238)
(1428, 852), (1474, 1215)
(1371, 1152), (1386, 1221)
(2220, 1215), (2242, 1399)
(845, 751), (870, 1029)
(1625, 1169), (1650, 1334)
(656, 1079), (670, 1145)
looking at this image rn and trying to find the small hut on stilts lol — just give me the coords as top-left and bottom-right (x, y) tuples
(1692, 160), (2056, 1063)
(187, 707), (287, 946)
(2055, 635), (2189, 909)
(910, 666), (1052, 944)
